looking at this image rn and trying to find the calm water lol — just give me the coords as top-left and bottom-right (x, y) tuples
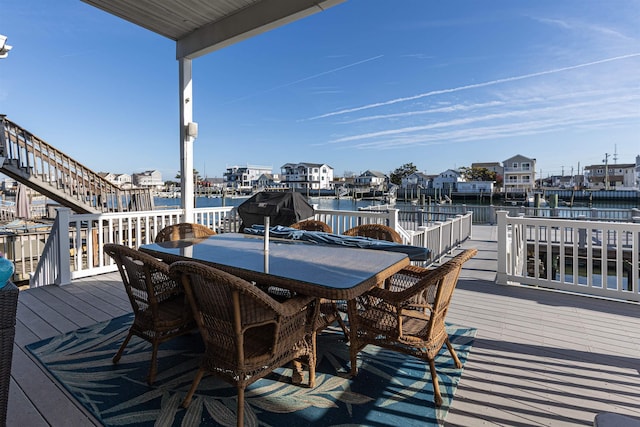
(155, 196), (393, 211)
(155, 196), (638, 211)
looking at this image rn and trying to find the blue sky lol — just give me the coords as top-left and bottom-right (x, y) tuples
(1, 0), (639, 181)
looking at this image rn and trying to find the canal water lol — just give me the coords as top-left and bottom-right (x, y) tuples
(155, 196), (638, 211)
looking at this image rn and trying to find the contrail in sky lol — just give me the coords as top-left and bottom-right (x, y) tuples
(306, 53), (640, 120)
(225, 55), (384, 104)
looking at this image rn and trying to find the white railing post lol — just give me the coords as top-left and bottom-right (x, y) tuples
(388, 208), (399, 230)
(496, 210), (508, 285)
(56, 208), (72, 286)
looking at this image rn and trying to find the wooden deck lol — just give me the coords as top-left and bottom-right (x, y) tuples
(6, 225), (640, 426)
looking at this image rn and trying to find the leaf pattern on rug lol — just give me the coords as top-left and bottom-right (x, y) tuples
(27, 315), (476, 427)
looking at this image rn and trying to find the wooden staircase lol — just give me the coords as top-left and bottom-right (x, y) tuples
(0, 116), (154, 214)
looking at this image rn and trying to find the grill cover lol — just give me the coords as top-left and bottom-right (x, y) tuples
(237, 192), (314, 230)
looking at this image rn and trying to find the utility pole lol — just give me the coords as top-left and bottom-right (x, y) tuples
(603, 153), (610, 190)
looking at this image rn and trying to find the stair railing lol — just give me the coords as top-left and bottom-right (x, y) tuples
(1, 117), (153, 212)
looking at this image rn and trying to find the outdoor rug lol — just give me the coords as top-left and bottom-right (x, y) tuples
(26, 314), (476, 427)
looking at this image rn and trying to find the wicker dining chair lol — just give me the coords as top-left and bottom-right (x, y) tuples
(154, 222), (216, 243)
(290, 219), (333, 233)
(347, 248), (477, 406)
(343, 223), (402, 243)
(170, 261), (317, 427)
(104, 244), (195, 385)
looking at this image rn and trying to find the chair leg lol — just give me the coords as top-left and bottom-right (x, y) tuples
(147, 340), (160, 385)
(333, 303), (350, 341)
(237, 386), (245, 427)
(429, 359), (443, 407)
(182, 368), (206, 408)
(291, 360), (304, 385)
(112, 330), (133, 364)
(349, 344), (359, 376)
(445, 337), (463, 369)
(308, 332), (316, 388)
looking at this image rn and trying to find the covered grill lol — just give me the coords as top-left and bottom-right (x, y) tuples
(237, 191), (314, 231)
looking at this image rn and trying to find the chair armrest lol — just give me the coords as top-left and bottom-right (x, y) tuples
(366, 286), (406, 304)
(395, 265), (431, 278)
(367, 279), (438, 308)
(278, 294), (315, 317)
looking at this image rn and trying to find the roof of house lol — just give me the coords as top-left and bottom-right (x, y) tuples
(360, 170), (386, 177)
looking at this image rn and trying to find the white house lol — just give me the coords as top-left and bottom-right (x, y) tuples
(114, 173), (132, 187)
(223, 165), (272, 190)
(433, 169), (463, 191)
(354, 170), (386, 190)
(100, 172), (133, 188)
(132, 170), (163, 188)
(401, 172), (431, 189)
(98, 172), (116, 183)
(503, 154), (536, 196)
(280, 162), (334, 190)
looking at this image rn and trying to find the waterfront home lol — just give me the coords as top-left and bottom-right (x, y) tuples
(254, 173), (284, 189)
(99, 172), (132, 188)
(280, 162), (334, 190)
(584, 162), (637, 190)
(503, 154), (537, 197)
(433, 168), (464, 192)
(354, 170), (387, 191)
(401, 171), (431, 190)
(132, 170), (163, 189)
(223, 165), (273, 191)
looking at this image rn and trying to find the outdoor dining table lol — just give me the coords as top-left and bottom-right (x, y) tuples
(139, 232), (410, 300)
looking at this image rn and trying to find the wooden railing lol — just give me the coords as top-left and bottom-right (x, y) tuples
(0, 116), (153, 213)
(496, 211), (640, 302)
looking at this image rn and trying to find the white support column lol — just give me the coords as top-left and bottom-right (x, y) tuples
(179, 58), (195, 222)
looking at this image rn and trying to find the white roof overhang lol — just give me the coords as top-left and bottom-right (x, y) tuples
(81, 0), (346, 59)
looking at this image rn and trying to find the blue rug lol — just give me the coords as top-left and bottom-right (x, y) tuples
(26, 314), (476, 426)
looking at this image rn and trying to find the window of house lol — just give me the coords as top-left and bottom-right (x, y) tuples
(522, 163), (530, 170)
(512, 162), (518, 168)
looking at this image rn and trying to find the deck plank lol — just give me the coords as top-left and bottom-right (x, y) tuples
(6, 225), (640, 426)
(9, 345), (100, 427)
